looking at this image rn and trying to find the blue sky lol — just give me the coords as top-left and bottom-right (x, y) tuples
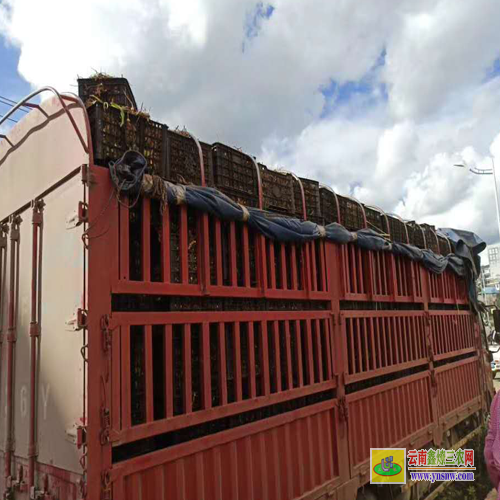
(2, 0), (500, 246)
(0, 34), (31, 122)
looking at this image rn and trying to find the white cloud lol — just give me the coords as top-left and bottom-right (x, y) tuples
(2, 0), (500, 251)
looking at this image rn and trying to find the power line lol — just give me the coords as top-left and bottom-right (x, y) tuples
(0, 95), (29, 113)
(0, 113), (18, 124)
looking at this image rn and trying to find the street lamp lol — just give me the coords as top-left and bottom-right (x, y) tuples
(454, 156), (500, 240)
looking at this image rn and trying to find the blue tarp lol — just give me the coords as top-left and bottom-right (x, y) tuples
(110, 151), (484, 307)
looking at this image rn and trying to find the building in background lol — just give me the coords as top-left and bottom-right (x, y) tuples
(482, 286), (499, 306)
(489, 246), (500, 280)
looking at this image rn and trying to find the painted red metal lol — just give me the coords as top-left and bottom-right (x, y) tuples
(28, 200), (44, 491)
(4, 214), (21, 487)
(81, 164), (488, 499)
(0, 140), (488, 498)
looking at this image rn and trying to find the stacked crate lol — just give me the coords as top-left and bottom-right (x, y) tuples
(82, 75), (449, 256)
(437, 232), (452, 255)
(387, 215), (408, 243)
(164, 130), (213, 186)
(319, 187), (340, 225)
(211, 143), (260, 208)
(260, 165), (294, 215)
(363, 205), (389, 235)
(78, 75), (137, 109)
(87, 102), (168, 174)
(337, 195), (366, 231)
(407, 221), (426, 249)
(292, 177), (322, 223)
(421, 223), (439, 254)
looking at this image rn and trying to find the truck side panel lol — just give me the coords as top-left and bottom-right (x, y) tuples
(0, 96), (89, 495)
(85, 165), (488, 500)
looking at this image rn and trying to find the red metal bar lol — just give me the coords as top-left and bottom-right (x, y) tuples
(273, 321), (282, 392)
(314, 319), (323, 382)
(234, 322), (243, 401)
(161, 206), (171, 283)
(114, 379), (336, 447)
(248, 322), (257, 398)
(320, 241), (327, 292)
(306, 319), (314, 384)
(268, 242), (276, 290)
(290, 245), (298, 290)
(165, 324), (174, 418)
(242, 226), (251, 288)
(119, 203), (130, 281)
(0, 224), (7, 451)
(285, 321), (293, 389)
(295, 320), (304, 387)
(145, 325), (154, 422)
(260, 321), (271, 396)
(280, 244), (287, 290)
(215, 219), (223, 286)
(28, 201), (43, 491)
(218, 323), (228, 406)
(121, 326), (132, 429)
(184, 324), (192, 414)
(199, 214), (211, 293)
(5, 215), (20, 485)
(180, 206), (189, 284)
(229, 222), (238, 287)
(324, 319), (333, 380)
(202, 323), (212, 410)
(310, 242), (318, 292)
(142, 198), (151, 281)
(369, 317), (376, 370)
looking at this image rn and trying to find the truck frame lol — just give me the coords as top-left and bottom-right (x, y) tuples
(0, 90), (492, 500)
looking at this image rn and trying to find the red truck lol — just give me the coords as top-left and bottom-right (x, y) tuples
(0, 86), (493, 500)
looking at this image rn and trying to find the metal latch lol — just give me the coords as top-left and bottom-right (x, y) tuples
(77, 426), (87, 449)
(66, 202), (89, 229)
(100, 407), (111, 445)
(65, 309), (88, 331)
(81, 164), (95, 186)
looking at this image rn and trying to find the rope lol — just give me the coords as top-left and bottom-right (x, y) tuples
(240, 205), (250, 222)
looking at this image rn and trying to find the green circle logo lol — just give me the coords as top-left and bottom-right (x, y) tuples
(373, 463), (403, 477)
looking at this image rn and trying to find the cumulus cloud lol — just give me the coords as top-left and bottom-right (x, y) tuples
(2, 0), (500, 248)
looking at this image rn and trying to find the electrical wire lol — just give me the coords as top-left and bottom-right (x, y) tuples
(0, 95), (29, 112)
(0, 113), (18, 124)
